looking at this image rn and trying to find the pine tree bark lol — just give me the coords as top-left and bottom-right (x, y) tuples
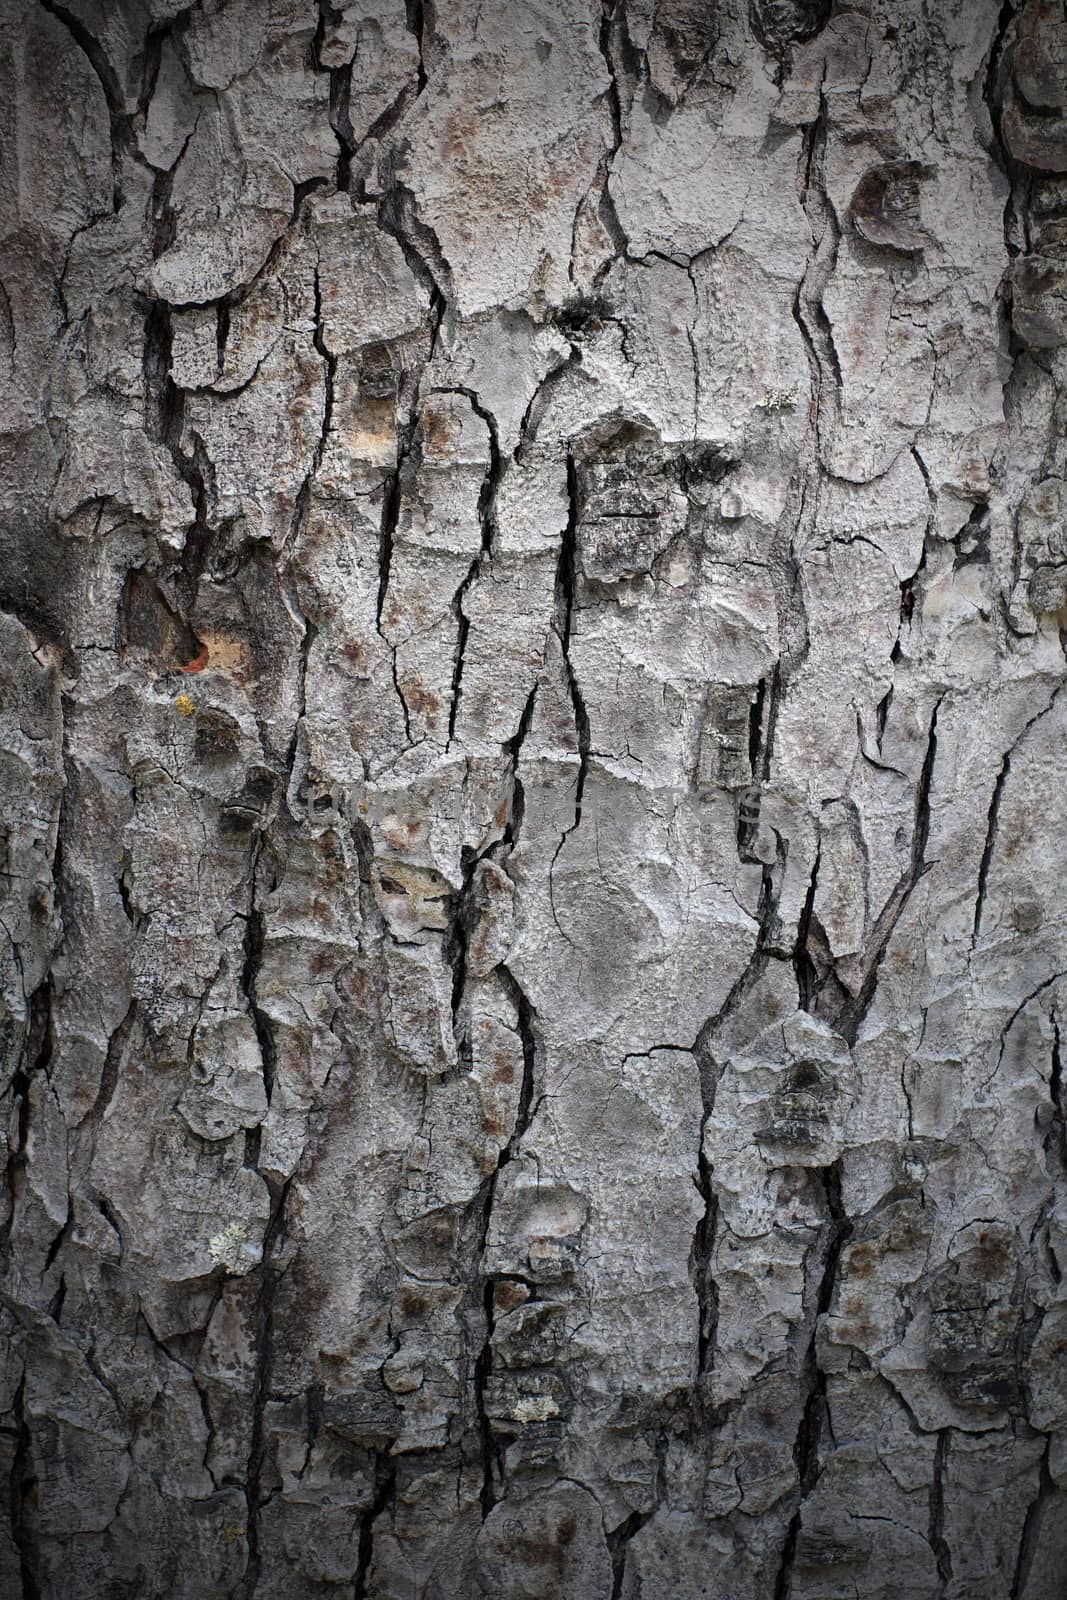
(2, 1), (1067, 1595)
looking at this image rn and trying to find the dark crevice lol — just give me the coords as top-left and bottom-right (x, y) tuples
(376, 454), (403, 633)
(1010, 1438), (1053, 1600)
(608, 1505), (655, 1599)
(494, 971), (538, 1182)
(310, 265), (336, 478)
(760, 661), (783, 783)
(793, 848), (821, 1012)
(1047, 1014), (1065, 1172)
(501, 684), (539, 851)
(774, 1513), (800, 1600)
(471, 967), (539, 1516)
(774, 1160), (851, 1600)
(837, 698), (941, 1044)
(237, 1172), (292, 1600)
(556, 454), (592, 830)
(791, 81), (843, 438)
(374, 167), (452, 311)
(241, 895), (276, 1106)
(473, 1273), (501, 1518)
(238, 831), (278, 1176)
(929, 1429), (953, 1593)
(690, 1046), (723, 1385)
(353, 1450), (397, 1599)
(747, 675), (768, 774)
(142, 290), (215, 602)
(376, 355), (433, 646)
(590, 0), (634, 269)
(444, 846), (478, 1048)
(79, 1003), (135, 1149)
(875, 683), (894, 745)
(313, 0), (355, 190)
(691, 1175), (717, 1380)
(687, 835), (789, 1391)
(10, 1376), (41, 1600)
(973, 750), (1010, 946)
(333, 0), (431, 194)
(406, 0), (429, 94)
(38, 0), (136, 210)
(983, 2), (1023, 251)
(697, 831), (787, 1045)
(442, 388), (502, 744)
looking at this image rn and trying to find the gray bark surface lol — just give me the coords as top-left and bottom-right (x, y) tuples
(2, 1), (1067, 1595)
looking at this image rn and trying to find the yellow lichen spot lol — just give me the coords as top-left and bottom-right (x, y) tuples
(222, 1524), (245, 1544)
(175, 693), (196, 717)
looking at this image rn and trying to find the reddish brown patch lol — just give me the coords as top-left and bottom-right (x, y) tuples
(557, 1514), (577, 1547)
(493, 1280), (529, 1315)
(421, 406), (455, 454)
(399, 1287), (430, 1318)
(405, 685), (441, 714)
(178, 641), (209, 673)
(848, 1243), (877, 1278)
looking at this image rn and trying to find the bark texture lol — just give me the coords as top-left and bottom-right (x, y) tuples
(2, 1), (1067, 1595)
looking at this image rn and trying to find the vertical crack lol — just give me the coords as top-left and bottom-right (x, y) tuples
(688, 829), (791, 1386)
(690, 1047), (723, 1385)
(236, 834), (290, 1596)
(774, 1159), (851, 1600)
(440, 387), (502, 745)
(793, 848), (821, 1013)
(501, 684), (539, 851)
(1010, 1438), (1053, 1600)
(791, 78), (842, 454)
(352, 1450), (398, 1599)
(240, 839), (274, 1170)
(310, 264), (336, 482)
(471, 967), (539, 1516)
(405, 0), (428, 94)
(1046, 1013), (1065, 1175)
(556, 454), (591, 830)
(838, 697), (940, 1044)
(982, 1), (1023, 260)
(590, 0), (632, 265)
(237, 1171), (291, 1600)
(2, 982), (56, 1259)
(38, 0), (134, 211)
(972, 750), (1010, 946)
(608, 1502), (656, 1599)
(696, 831), (787, 1044)
(10, 1374), (41, 1600)
(929, 1428), (953, 1594)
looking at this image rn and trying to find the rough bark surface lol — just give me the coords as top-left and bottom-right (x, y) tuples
(2, 1), (1067, 1595)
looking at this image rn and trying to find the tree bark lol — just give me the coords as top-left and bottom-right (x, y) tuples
(2, 1), (1067, 1595)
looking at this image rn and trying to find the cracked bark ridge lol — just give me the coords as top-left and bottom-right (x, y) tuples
(2, 0), (1067, 1596)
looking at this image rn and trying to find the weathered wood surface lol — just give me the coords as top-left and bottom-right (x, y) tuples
(1, 1), (1067, 1595)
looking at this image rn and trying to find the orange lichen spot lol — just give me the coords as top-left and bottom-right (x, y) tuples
(178, 641), (209, 673)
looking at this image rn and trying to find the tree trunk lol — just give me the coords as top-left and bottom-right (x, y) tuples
(2, 1), (1067, 1595)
